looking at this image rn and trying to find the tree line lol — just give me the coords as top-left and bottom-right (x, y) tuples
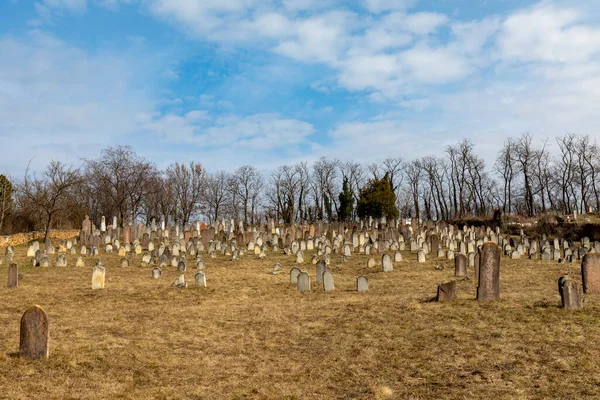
(1, 132), (599, 239)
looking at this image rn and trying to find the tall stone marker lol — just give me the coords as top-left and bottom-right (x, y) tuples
(581, 253), (600, 293)
(477, 242), (500, 301)
(8, 263), (18, 288)
(20, 305), (49, 360)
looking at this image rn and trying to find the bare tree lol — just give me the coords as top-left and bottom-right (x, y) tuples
(204, 171), (230, 224)
(166, 162), (206, 226)
(20, 161), (82, 242)
(234, 165), (264, 225)
(85, 145), (157, 227)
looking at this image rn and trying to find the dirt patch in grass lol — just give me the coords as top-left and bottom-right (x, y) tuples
(0, 245), (598, 399)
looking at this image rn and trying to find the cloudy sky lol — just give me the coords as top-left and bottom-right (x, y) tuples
(1, 0), (599, 176)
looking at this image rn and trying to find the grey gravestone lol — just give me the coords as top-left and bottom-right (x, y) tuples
(323, 270), (334, 292)
(356, 276), (369, 292)
(558, 276), (583, 310)
(290, 267), (301, 284)
(297, 272), (310, 292)
(454, 254), (467, 277)
(316, 260), (326, 284)
(382, 254), (393, 272)
(195, 271), (206, 287)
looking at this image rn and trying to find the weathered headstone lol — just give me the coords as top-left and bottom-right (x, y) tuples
(8, 263), (18, 288)
(152, 267), (162, 279)
(290, 267), (301, 284)
(194, 271), (206, 287)
(20, 305), (49, 360)
(454, 254), (467, 277)
(356, 275), (369, 292)
(91, 266), (105, 290)
(297, 272), (310, 291)
(272, 263), (283, 275)
(323, 270), (334, 292)
(581, 253), (600, 293)
(436, 281), (456, 302)
(382, 254), (393, 272)
(316, 260), (326, 285)
(558, 276), (583, 310)
(477, 242), (500, 301)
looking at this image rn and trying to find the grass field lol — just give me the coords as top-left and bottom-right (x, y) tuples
(1, 243), (599, 399)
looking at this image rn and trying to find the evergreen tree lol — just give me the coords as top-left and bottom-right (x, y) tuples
(356, 173), (399, 219)
(338, 177), (354, 221)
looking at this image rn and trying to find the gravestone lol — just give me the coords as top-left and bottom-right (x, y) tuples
(356, 276), (369, 292)
(436, 281), (456, 302)
(172, 274), (186, 288)
(75, 257), (85, 267)
(323, 270), (334, 291)
(290, 267), (301, 284)
(316, 260), (326, 284)
(91, 266), (105, 290)
(558, 276), (583, 310)
(20, 305), (49, 360)
(367, 257), (376, 268)
(297, 272), (310, 291)
(454, 254), (467, 277)
(477, 242), (500, 301)
(581, 253), (600, 293)
(417, 250), (426, 263)
(120, 258), (129, 268)
(394, 252), (402, 262)
(152, 267), (162, 279)
(382, 254), (393, 272)
(8, 263), (18, 288)
(195, 271), (207, 287)
(272, 263), (283, 275)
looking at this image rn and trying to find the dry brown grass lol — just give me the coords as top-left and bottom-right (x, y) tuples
(1, 243), (599, 399)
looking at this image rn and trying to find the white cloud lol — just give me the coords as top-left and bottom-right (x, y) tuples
(497, 2), (600, 63)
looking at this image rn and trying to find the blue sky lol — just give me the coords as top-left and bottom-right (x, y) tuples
(1, 0), (600, 176)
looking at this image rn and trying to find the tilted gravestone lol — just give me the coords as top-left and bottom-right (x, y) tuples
(477, 242), (500, 301)
(436, 281), (456, 302)
(20, 305), (49, 360)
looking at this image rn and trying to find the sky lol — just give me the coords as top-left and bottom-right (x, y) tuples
(1, 0), (600, 177)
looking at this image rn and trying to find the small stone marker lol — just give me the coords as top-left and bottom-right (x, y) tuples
(417, 250), (426, 263)
(558, 276), (583, 310)
(297, 272), (310, 291)
(172, 274), (186, 288)
(367, 257), (376, 268)
(394, 252), (402, 262)
(91, 266), (105, 290)
(152, 268), (162, 279)
(356, 276), (369, 292)
(272, 263), (283, 275)
(8, 263), (18, 288)
(436, 281), (456, 302)
(323, 270), (334, 292)
(120, 258), (129, 268)
(75, 256), (85, 267)
(194, 271), (206, 287)
(477, 242), (500, 301)
(581, 253), (600, 293)
(290, 267), (301, 284)
(382, 254), (393, 272)
(20, 305), (49, 360)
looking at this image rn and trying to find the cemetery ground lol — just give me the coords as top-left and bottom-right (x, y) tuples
(1, 242), (600, 399)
